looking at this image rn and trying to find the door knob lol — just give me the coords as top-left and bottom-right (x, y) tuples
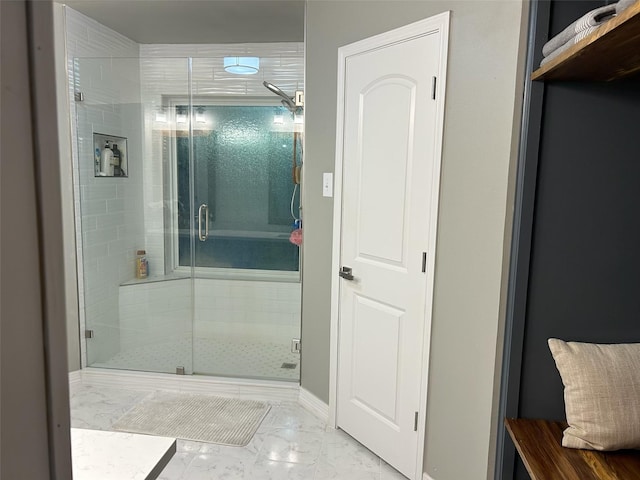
(339, 266), (354, 280)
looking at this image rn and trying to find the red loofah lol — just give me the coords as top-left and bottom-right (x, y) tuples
(289, 228), (302, 246)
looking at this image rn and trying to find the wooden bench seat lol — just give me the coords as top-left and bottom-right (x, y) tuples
(505, 418), (640, 479)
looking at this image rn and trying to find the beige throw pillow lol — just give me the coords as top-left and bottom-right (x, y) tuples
(548, 338), (640, 451)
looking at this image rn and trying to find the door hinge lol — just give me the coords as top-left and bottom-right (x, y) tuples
(291, 338), (301, 353)
(431, 77), (437, 100)
(84, 329), (94, 339)
(421, 252), (427, 273)
(74, 91), (84, 102)
(176, 366), (185, 375)
(414, 411), (419, 431)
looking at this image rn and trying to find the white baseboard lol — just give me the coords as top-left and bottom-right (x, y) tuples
(68, 370), (82, 387)
(71, 369), (332, 424)
(77, 367), (299, 403)
(298, 387), (329, 423)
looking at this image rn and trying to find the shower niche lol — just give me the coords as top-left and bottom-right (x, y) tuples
(93, 132), (128, 177)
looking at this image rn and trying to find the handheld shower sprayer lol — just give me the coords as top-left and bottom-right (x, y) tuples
(263, 81), (304, 220)
(263, 81), (299, 113)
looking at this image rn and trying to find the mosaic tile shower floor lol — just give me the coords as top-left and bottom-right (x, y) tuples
(91, 337), (300, 381)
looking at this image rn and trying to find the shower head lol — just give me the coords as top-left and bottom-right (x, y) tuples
(263, 81), (298, 112)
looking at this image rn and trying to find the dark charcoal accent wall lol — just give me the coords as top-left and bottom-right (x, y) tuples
(518, 78), (640, 422)
(503, 1), (640, 479)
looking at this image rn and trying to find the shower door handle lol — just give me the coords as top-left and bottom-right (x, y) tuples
(198, 203), (209, 241)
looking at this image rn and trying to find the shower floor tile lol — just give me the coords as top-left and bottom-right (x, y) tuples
(91, 337), (300, 381)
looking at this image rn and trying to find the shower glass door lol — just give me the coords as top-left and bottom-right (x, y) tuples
(179, 95), (303, 381)
(76, 55), (302, 381)
(75, 57), (195, 374)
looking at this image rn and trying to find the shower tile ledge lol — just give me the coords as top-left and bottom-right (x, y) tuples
(71, 428), (175, 480)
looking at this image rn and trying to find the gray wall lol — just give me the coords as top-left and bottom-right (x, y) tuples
(1, 1), (72, 477)
(302, 2), (528, 478)
(1, 3), (53, 476)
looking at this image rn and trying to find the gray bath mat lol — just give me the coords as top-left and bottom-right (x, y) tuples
(112, 391), (270, 446)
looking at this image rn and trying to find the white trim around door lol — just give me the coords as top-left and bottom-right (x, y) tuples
(329, 12), (450, 480)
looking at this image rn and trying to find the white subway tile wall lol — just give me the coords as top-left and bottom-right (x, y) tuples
(193, 279), (301, 343)
(119, 279), (192, 353)
(64, 7), (303, 375)
(117, 278), (301, 373)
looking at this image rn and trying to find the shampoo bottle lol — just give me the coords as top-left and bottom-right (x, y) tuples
(100, 141), (113, 176)
(112, 144), (123, 176)
(136, 250), (148, 279)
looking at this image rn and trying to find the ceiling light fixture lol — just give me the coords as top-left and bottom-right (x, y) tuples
(223, 56), (260, 75)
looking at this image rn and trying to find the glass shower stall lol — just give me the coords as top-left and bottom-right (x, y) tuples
(72, 56), (303, 381)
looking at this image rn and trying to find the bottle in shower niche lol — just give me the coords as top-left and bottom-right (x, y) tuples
(100, 140), (113, 176)
(95, 147), (101, 175)
(112, 143), (125, 176)
(136, 250), (148, 279)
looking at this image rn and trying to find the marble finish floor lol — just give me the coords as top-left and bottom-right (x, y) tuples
(91, 337), (300, 381)
(70, 382), (408, 480)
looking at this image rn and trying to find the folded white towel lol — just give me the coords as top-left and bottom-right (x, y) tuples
(540, 26), (600, 67)
(616, 0), (637, 14)
(542, 4), (616, 57)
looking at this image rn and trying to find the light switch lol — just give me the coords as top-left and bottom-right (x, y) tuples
(323, 173), (333, 197)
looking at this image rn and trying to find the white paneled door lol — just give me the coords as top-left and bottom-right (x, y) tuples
(332, 14), (449, 479)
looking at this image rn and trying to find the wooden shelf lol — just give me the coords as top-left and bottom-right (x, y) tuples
(506, 418), (640, 479)
(532, 1), (640, 81)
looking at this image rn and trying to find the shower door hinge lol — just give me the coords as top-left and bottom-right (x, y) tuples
(414, 411), (419, 431)
(74, 91), (85, 102)
(84, 329), (94, 339)
(294, 91), (304, 107)
(291, 338), (301, 354)
(431, 77), (437, 100)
